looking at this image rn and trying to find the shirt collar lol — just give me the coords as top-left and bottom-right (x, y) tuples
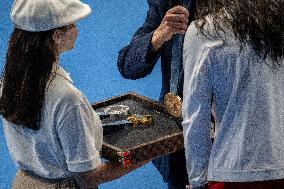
(54, 66), (73, 83)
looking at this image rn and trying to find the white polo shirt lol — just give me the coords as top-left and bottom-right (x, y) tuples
(2, 66), (103, 179)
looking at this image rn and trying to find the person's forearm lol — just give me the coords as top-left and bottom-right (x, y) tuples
(146, 35), (161, 64)
(94, 162), (140, 185)
(117, 32), (160, 80)
(75, 161), (146, 188)
(150, 29), (166, 52)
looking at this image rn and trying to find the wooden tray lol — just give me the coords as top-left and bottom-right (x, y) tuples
(92, 92), (184, 166)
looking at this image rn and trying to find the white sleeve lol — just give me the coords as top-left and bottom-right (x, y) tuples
(182, 22), (213, 189)
(57, 103), (103, 172)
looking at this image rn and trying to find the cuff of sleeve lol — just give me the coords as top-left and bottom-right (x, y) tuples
(145, 31), (161, 64)
(131, 31), (157, 64)
(67, 155), (101, 172)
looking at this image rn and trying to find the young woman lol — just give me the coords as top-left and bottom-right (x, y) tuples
(1, 0), (147, 188)
(182, 0), (284, 188)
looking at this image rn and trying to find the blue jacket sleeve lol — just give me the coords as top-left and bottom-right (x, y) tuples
(117, 0), (162, 80)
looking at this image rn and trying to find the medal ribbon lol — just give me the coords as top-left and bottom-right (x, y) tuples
(170, 0), (192, 95)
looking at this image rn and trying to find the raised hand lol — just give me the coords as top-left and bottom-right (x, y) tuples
(151, 6), (189, 51)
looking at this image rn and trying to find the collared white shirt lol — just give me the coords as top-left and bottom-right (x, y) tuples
(3, 66), (103, 179)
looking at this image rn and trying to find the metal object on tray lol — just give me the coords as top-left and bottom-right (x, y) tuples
(97, 105), (129, 119)
(92, 92), (184, 167)
(127, 114), (153, 127)
(102, 120), (132, 135)
(102, 114), (153, 135)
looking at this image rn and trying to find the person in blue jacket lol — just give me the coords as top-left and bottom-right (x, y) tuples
(117, 0), (194, 188)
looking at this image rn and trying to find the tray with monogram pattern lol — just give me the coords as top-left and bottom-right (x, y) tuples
(92, 92), (184, 167)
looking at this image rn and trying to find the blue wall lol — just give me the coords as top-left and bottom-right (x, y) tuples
(0, 1), (166, 188)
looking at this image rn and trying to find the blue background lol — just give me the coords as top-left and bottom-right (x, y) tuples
(0, 1), (166, 188)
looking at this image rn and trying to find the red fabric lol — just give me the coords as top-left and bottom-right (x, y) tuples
(207, 182), (225, 189)
(208, 179), (284, 189)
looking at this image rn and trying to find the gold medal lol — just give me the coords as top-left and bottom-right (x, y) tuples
(164, 93), (182, 117)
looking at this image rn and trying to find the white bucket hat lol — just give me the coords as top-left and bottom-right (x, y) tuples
(10, 0), (91, 32)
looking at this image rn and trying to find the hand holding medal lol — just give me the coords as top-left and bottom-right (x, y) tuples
(163, 0), (192, 118)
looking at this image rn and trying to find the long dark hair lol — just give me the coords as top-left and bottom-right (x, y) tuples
(0, 28), (58, 130)
(194, 0), (284, 62)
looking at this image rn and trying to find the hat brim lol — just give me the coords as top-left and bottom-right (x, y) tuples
(11, 1), (91, 32)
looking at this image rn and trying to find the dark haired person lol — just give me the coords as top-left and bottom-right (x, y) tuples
(0, 0), (148, 188)
(182, 0), (284, 188)
(117, 0), (194, 188)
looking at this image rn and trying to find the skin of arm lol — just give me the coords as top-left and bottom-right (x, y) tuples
(74, 160), (150, 188)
